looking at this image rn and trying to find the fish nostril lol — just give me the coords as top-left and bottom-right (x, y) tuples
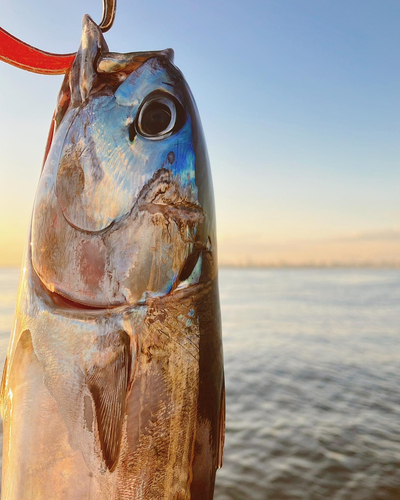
(128, 121), (137, 142)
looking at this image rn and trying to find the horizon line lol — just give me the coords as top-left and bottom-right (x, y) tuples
(1, 263), (400, 270)
(218, 263), (400, 269)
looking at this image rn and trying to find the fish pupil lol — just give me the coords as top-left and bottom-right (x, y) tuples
(141, 103), (172, 135)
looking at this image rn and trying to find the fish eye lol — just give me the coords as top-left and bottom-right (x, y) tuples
(135, 93), (185, 140)
(140, 99), (173, 136)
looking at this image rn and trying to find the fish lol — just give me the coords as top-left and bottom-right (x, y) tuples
(0, 15), (225, 499)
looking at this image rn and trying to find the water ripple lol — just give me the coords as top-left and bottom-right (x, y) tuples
(215, 269), (400, 500)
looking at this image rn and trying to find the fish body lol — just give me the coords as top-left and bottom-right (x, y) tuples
(1, 16), (224, 499)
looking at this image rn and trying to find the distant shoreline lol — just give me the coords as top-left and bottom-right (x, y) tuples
(219, 263), (400, 269)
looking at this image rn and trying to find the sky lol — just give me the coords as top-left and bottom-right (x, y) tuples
(0, 0), (399, 267)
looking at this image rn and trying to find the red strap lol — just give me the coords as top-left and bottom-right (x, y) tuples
(0, 26), (75, 75)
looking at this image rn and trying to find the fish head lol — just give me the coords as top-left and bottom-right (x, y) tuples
(31, 16), (217, 308)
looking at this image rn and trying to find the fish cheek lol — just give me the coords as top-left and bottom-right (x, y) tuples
(79, 240), (107, 289)
(122, 214), (156, 303)
(120, 212), (191, 302)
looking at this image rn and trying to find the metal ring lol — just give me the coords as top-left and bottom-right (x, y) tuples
(99, 0), (117, 32)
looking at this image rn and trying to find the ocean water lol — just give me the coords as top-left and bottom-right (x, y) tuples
(0, 268), (399, 499)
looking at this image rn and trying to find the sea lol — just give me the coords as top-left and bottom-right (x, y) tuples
(0, 267), (399, 499)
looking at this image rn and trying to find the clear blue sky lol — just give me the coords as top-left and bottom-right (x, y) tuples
(0, 0), (399, 266)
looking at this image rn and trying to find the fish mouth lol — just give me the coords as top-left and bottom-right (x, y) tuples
(34, 245), (206, 313)
(45, 287), (114, 312)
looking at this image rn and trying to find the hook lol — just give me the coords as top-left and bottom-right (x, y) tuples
(0, 0), (117, 73)
(99, 0), (117, 32)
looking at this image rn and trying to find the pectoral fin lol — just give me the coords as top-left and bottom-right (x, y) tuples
(85, 329), (132, 471)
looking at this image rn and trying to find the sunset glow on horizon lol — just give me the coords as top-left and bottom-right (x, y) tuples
(1, 0), (399, 268)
